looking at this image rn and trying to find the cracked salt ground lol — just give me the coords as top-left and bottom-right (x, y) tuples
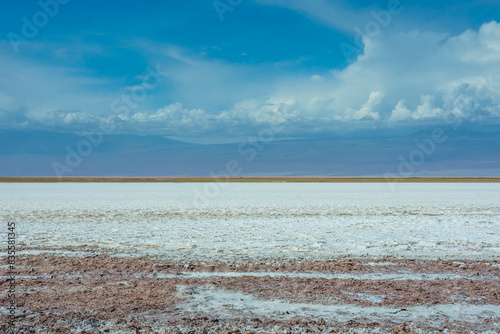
(3, 183), (499, 262)
(175, 285), (500, 325)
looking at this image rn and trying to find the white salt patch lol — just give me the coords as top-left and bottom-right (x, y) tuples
(1, 183), (499, 262)
(154, 271), (494, 281)
(176, 285), (500, 324)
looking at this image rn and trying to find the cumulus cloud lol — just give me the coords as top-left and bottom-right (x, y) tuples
(2, 21), (500, 139)
(346, 91), (383, 121)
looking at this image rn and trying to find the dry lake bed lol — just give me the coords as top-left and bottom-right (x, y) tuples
(1, 182), (499, 333)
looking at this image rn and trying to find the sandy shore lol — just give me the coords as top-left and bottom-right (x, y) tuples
(1, 250), (499, 333)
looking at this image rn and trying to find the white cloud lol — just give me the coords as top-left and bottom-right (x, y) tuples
(446, 21), (500, 63)
(412, 95), (445, 120)
(334, 21), (500, 125)
(3, 21), (500, 139)
(253, 0), (371, 32)
(389, 100), (412, 122)
(310, 74), (324, 81)
(346, 91), (383, 120)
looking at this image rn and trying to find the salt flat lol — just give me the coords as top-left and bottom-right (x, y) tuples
(1, 182), (499, 261)
(1, 183), (499, 333)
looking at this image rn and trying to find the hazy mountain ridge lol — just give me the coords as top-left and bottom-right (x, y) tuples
(1, 130), (499, 177)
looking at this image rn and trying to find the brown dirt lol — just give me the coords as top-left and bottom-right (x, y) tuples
(7, 252), (500, 276)
(0, 254), (500, 333)
(1, 253), (498, 333)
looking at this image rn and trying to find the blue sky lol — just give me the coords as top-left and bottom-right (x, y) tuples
(1, 0), (500, 143)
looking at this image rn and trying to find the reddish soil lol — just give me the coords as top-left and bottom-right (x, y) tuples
(1, 252), (498, 333)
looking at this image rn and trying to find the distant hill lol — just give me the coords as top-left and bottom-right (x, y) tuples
(0, 130), (499, 177)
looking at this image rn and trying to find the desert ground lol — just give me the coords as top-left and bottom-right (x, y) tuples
(1, 249), (499, 333)
(1, 182), (499, 333)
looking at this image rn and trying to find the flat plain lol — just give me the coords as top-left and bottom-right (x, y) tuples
(1, 182), (499, 333)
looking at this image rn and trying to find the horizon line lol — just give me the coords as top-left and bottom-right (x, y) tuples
(1, 177), (500, 183)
